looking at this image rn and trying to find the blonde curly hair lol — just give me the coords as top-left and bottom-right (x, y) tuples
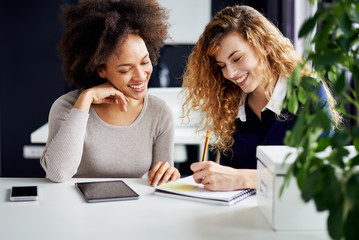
(181, 5), (317, 152)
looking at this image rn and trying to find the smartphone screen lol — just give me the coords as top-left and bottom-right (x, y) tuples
(10, 186), (38, 201)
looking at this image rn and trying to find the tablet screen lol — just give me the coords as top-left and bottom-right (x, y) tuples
(75, 180), (139, 203)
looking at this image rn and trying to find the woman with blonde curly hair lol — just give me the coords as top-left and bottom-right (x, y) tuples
(181, 5), (336, 191)
(40, 0), (180, 185)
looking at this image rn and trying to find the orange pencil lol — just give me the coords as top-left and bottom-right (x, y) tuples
(201, 129), (210, 162)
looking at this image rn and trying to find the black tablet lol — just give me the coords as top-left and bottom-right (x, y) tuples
(75, 180), (140, 203)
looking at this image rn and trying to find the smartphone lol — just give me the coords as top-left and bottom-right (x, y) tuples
(10, 186), (38, 201)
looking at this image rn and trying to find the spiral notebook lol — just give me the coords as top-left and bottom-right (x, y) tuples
(155, 175), (256, 206)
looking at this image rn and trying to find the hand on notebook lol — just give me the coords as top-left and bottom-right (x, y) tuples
(191, 161), (256, 191)
(148, 161), (181, 187)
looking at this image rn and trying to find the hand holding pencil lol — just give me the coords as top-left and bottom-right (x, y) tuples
(191, 129), (257, 191)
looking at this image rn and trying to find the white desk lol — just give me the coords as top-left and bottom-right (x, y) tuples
(0, 178), (329, 240)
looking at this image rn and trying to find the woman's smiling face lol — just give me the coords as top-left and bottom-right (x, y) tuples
(215, 31), (264, 94)
(98, 34), (153, 100)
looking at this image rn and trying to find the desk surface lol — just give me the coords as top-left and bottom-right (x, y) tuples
(0, 178), (329, 240)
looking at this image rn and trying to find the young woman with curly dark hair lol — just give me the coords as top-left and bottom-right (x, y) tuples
(40, 0), (180, 185)
(181, 5), (339, 191)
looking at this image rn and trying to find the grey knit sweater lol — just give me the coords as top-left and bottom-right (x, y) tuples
(40, 90), (174, 182)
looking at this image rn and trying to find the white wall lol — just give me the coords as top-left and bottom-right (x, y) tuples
(157, 0), (211, 45)
(294, 0), (317, 56)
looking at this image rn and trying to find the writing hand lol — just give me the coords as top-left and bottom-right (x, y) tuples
(148, 161), (180, 187)
(190, 161), (256, 191)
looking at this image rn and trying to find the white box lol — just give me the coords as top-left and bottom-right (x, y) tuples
(256, 145), (357, 230)
(256, 145), (328, 230)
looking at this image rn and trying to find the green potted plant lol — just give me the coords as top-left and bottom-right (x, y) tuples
(282, 0), (359, 239)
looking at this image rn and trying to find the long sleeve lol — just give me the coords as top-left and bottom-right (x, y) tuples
(40, 92), (89, 182)
(151, 103), (175, 167)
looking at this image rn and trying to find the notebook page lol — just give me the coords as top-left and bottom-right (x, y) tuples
(157, 175), (250, 201)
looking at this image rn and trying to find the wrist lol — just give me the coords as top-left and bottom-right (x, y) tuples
(235, 169), (257, 189)
(73, 89), (94, 113)
(244, 169), (257, 189)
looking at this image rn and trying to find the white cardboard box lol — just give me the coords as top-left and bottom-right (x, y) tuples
(256, 145), (357, 230)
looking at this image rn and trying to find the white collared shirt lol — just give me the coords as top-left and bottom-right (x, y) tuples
(237, 76), (287, 122)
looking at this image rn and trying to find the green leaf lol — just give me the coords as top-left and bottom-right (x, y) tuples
(347, 155), (359, 168)
(288, 65), (302, 87)
(353, 65), (359, 90)
(352, 126), (359, 138)
(334, 71), (346, 95)
(314, 108), (332, 132)
(297, 87), (309, 104)
(301, 76), (320, 93)
(314, 166), (341, 211)
(327, 202), (344, 240)
(349, 4), (359, 23)
(339, 12), (353, 38)
(279, 160), (294, 197)
(344, 207), (359, 240)
(353, 138), (359, 152)
(314, 21), (332, 51)
(315, 137), (330, 152)
(328, 68), (338, 83)
(331, 130), (351, 148)
(353, 127), (359, 152)
(299, 15), (317, 38)
(288, 94), (299, 114)
(338, 36), (351, 52)
(309, 128), (324, 143)
(337, 104), (348, 116)
(312, 49), (341, 68)
(301, 168), (320, 202)
(346, 173), (359, 206)
(296, 161), (307, 189)
(329, 147), (349, 168)
(284, 114), (305, 147)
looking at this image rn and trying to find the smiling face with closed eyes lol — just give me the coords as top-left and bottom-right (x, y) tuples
(98, 34), (153, 101)
(214, 31), (265, 95)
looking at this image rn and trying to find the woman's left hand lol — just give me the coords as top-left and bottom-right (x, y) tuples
(148, 161), (180, 187)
